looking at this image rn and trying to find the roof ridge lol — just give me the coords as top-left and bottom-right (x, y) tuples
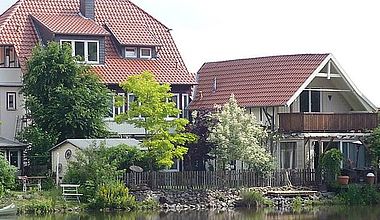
(204, 53), (331, 65)
(0, 0), (23, 33)
(128, 0), (170, 31)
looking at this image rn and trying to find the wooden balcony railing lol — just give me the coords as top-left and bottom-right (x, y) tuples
(279, 112), (378, 133)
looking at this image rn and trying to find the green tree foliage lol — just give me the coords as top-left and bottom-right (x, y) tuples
(64, 143), (121, 201)
(106, 144), (158, 171)
(115, 71), (197, 168)
(22, 42), (111, 143)
(0, 153), (16, 197)
(208, 94), (274, 174)
(368, 126), (380, 166)
(17, 126), (57, 172)
(320, 148), (343, 184)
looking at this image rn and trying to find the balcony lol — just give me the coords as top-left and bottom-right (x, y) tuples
(0, 68), (22, 86)
(279, 112), (378, 133)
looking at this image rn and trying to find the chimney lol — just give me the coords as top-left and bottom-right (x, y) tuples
(80, 0), (95, 19)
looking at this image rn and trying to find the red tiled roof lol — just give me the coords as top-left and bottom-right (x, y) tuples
(31, 14), (109, 36)
(189, 54), (329, 109)
(0, 0), (195, 85)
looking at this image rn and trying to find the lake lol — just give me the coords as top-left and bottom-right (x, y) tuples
(10, 206), (380, 220)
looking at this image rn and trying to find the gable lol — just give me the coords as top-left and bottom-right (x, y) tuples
(287, 54), (377, 112)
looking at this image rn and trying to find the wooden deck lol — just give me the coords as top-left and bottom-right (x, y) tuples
(266, 190), (319, 197)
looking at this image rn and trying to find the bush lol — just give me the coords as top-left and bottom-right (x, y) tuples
(19, 198), (54, 215)
(320, 148), (343, 184)
(91, 182), (136, 210)
(240, 190), (271, 208)
(137, 198), (160, 210)
(337, 185), (380, 205)
(0, 153), (16, 197)
(64, 143), (122, 201)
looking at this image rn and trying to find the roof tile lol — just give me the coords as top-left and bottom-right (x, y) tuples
(31, 14), (109, 36)
(0, 0), (195, 85)
(190, 54), (329, 109)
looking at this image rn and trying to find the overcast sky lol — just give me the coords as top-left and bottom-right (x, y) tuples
(1, 0), (379, 107)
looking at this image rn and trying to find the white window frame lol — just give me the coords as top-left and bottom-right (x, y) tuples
(181, 94), (189, 118)
(166, 93), (180, 119)
(162, 159), (180, 172)
(60, 40), (99, 64)
(127, 93), (142, 118)
(140, 48), (152, 59)
(113, 93), (125, 118)
(125, 47), (137, 58)
(6, 92), (16, 111)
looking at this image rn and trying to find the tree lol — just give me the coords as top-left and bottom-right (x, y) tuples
(0, 153), (16, 197)
(115, 71), (197, 168)
(185, 109), (216, 171)
(21, 41), (111, 143)
(368, 125), (380, 166)
(17, 126), (57, 173)
(208, 94), (274, 174)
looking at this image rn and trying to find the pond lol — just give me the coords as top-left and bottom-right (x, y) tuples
(10, 206), (380, 220)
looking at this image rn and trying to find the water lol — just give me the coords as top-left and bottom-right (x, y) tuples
(9, 206), (380, 220)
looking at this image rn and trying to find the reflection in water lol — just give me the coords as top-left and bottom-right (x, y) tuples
(14, 206), (380, 220)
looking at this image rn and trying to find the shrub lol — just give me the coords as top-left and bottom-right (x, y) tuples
(0, 153), (16, 197)
(137, 198), (160, 210)
(338, 185), (380, 205)
(91, 182), (136, 210)
(19, 198), (54, 215)
(292, 196), (302, 212)
(64, 143), (122, 201)
(240, 190), (271, 208)
(320, 148), (343, 184)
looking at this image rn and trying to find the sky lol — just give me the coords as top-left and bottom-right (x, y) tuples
(1, 0), (380, 107)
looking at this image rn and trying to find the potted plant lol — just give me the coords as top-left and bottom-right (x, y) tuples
(320, 148), (348, 185)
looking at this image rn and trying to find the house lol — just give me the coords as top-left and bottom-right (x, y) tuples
(49, 138), (141, 180)
(0, 0), (195, 168)
(189, 54), (378, 170)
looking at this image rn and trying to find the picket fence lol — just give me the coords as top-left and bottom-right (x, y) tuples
(124, 169), (318, 189)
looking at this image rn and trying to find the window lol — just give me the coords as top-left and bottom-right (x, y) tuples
(0, 46), (19, 68)
(300, 90), (321, 113)
(125, 47), (137, 58)
(87, 42), (98, 62)
(280, 142), (297, 169)
(6, 92), (16, 110)
(9, 150), (20, 169)
(140, 48), (152, 59)
(60, 40), (99, 63)
(107, 93), (125, 118)
(74, 41), (85, 61)
(127, 93), (137, 111)
(127, 93), (142, 118)
(113, 93), (125, 118)
(342, 142), (366, 169)
(181, 94), (190, 118)
(163, 159), (180, 172)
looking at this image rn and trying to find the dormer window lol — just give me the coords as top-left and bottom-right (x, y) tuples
(61, 40), (99, 64)
(140, 48), (152, 59)
(125, 47), (137, 58)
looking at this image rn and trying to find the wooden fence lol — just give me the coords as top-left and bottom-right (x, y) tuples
(124, 169), (317, 189)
